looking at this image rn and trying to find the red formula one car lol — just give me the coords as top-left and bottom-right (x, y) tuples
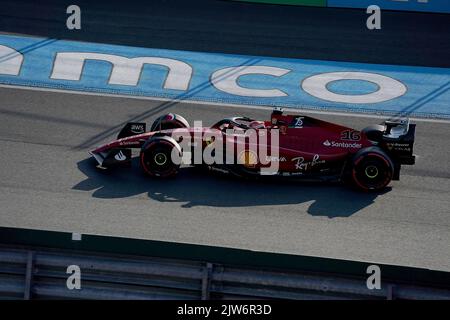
(90, 108), (416, 191)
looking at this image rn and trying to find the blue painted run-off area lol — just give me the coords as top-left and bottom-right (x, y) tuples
(0, 34), (449, 118)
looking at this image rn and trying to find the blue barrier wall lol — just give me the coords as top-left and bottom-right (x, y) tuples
(328, 0), (450, 14)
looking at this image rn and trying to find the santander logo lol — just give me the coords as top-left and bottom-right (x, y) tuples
(323, 140), (361, 149)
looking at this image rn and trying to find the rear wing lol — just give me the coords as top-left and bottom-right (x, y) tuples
(382, 118), (416, 165)
(384, 118), (410, 138)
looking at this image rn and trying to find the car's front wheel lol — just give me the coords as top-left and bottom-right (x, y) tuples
(140, 136), (182, 178)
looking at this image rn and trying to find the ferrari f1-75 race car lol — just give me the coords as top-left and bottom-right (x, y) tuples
(90, 108), (416, 192)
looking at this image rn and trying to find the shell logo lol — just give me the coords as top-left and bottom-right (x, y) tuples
(238, 150), (258, 168)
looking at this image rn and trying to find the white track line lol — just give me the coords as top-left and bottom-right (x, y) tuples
(1, 83), (449, 124)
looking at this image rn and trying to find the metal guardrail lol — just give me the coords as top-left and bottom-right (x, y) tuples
(1, 245), (450, 300)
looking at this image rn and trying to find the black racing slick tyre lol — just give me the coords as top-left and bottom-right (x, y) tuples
(350, 147), (394, 192)
(140, 136), (182, 178)
(150, 113), (190, 132)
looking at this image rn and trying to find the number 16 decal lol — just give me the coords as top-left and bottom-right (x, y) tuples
(341, 130), (361, 141)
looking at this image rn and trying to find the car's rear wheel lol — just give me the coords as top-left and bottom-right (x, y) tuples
(150, 113), (189, 132)
(350, 147), (394, 192)
(140, 136), (182, 178)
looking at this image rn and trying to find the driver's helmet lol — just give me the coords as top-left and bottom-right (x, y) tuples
(249, 120), (265, 129)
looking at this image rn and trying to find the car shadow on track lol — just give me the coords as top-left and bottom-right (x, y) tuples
(73, 158), (388, 218)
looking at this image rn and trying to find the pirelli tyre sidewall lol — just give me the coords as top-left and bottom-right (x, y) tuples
(140, 136), (182, 178)
(350, 147), (394, 192)
(150, 113), (190, 132)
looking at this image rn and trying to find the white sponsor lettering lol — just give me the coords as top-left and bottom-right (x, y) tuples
(323, 140), (362, 148)
(130, 124), (144, 133)
(211, 66), (290, 97)
(292, 154), (325, 170)
(2, 42), (407, 104)
(302, 72), (406, 104)
(265, 156), (286, 162)
(0, 45), (23, 76)
(119, 141), (140, 146)
(51, 52), (192, 90)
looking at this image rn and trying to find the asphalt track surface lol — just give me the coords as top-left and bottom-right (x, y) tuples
(0, 86), (449, 271)
(0, 0), (449, 271)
